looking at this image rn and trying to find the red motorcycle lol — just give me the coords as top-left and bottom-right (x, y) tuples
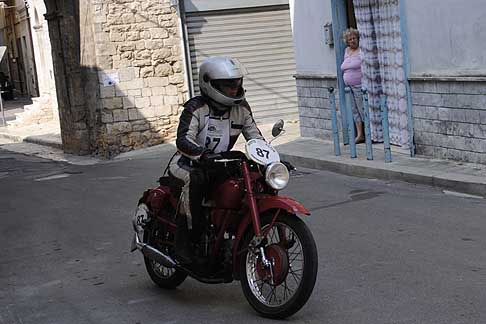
(131, 121), (318, 319)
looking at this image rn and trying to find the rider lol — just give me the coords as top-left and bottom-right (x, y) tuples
(169, 57), (265, 264)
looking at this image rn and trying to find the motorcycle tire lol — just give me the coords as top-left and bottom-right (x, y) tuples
(239, 212), (318, 319)
(143, 224), (187, 289)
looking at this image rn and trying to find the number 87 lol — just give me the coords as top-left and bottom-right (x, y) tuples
(256, 147), (270, 159)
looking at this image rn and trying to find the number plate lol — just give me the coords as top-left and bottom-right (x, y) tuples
(245, 139), (280, 165)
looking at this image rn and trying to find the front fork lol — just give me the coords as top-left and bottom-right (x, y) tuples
(241, 161), (273, 278)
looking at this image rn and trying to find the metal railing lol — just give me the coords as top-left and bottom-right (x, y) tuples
(328, 86), (393, 162)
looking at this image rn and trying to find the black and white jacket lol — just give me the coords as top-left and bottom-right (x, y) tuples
(176, 96), (264, 161)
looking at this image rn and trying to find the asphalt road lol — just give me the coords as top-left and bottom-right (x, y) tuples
(1, 145), (485, 324)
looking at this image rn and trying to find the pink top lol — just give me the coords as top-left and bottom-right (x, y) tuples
(341, 48), (363, 86)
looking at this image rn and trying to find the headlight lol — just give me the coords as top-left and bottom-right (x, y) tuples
(265, 162), (289, 190)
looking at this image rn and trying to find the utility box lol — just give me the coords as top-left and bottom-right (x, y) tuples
(324, 22), (333, 46)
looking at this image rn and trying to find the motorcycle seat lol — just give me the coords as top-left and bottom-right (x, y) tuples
(158, 175), (184, 198)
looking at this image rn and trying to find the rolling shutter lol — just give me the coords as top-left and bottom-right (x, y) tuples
(186, 6), (298, 122)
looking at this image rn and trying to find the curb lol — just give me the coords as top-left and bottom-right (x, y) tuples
(0, 131), (63, 150)
(280, 153), (486, 198)
(23, 135), (63, 150)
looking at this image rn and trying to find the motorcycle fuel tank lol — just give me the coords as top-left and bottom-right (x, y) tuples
(212, 178), (244, 209)
(146, 186), (171, 215)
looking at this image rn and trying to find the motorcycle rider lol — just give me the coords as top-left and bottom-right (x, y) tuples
(169, 57), (265, 265)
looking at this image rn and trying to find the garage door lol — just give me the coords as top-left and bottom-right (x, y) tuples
(186, 6), (298, 122)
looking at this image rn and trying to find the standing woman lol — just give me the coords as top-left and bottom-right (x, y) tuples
(341, 28), (365, 143)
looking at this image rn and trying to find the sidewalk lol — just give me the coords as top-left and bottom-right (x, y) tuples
(0, 120), (62, 148)
(0, 119), (485, 198)
(277, 138), (486, 198)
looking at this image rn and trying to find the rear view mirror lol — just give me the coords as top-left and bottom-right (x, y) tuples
(271, 119), (285, 137)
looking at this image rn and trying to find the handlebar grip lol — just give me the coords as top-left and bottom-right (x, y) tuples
(200, 151), (247, 165)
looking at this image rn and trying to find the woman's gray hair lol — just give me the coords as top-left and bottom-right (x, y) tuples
(343, 28), (360, 43)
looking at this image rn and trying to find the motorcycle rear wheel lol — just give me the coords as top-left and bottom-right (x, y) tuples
(240, 212), (318, 319)
(143, 224), (187, 289)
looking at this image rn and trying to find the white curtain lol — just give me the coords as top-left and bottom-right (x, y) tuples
(353, 0), (409, 148)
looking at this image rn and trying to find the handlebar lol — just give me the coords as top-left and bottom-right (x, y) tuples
(201, 151), (295, 171)
(199, 151), (249, 167)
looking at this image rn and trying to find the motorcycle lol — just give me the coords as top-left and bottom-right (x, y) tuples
(130, 120), (318, 319)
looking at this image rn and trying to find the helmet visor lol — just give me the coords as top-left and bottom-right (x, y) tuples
(211, 78), (244, 98)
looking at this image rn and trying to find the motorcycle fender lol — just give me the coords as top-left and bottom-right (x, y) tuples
(232, 195), (310, 276)
(257, 195), (310, 216)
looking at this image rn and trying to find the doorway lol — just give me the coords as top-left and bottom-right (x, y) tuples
(346, 0), (357, 28)
(333, 0), (412, 149)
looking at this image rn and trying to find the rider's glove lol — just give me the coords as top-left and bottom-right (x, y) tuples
(199, 149), (213, 164)
(199, 149), (223, 166)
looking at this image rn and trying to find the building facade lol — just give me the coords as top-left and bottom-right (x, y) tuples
(292, 0), (486, 164)
(41, 0), (298, 157)
(43, 0), (188, 157)
(0, 0), (58, 126)
(1, 0), (38, 97)
(182, 0), (299, 123)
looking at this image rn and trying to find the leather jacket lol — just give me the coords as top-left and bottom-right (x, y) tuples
(176, 96), (264, 162)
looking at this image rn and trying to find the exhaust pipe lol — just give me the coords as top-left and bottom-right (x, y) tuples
(131, 232), (177, 268)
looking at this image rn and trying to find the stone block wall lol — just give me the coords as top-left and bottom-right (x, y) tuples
(93, 0), (188, 157)
(296, 76), (339, 141)
(411, 79), (486, 164)
(45, 0), (187, 157)
(296, 75), (486, 165)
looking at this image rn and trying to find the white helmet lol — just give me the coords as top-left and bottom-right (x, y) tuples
(199, 57), (246, 110)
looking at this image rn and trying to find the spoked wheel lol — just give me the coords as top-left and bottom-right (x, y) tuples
(240, 212), (318, 319)
(143, 224), (187, 289)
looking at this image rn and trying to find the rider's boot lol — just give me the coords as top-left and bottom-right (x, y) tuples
(174, 214), (194, 265)
(175, 172), (207, 268)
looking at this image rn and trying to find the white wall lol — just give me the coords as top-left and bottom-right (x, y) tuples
(29, 0), (56, 97)
(290, 0), (336, 76)
(291, 0), (486, 77)
(405, 0), (486, 76)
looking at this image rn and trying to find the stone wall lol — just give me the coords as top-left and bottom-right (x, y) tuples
(296, 75), (486, 165)
(411, 79), (486, 164)
(45, 0), (187, 157)
(93, 0), (188, 157)
(45, 0), (93, 154)
(296, 76), (339, 141)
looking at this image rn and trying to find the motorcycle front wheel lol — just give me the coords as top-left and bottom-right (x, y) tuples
(240, 212), (318, 319)
(143, 223), (187, 289)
